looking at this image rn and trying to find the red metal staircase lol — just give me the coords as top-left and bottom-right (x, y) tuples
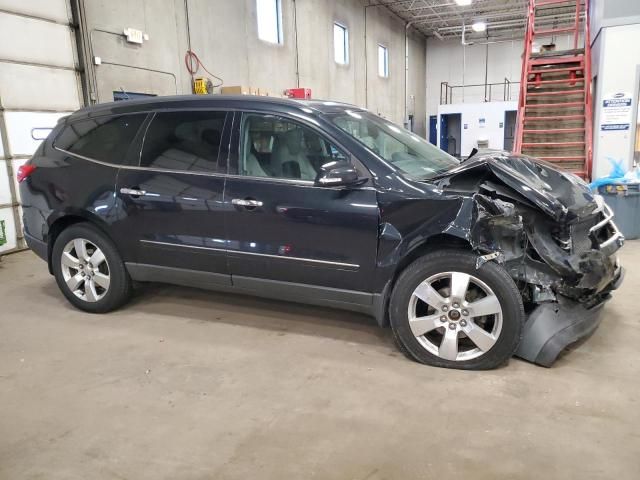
(514, 0), (593, 179)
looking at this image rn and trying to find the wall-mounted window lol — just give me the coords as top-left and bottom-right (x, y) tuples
(257, 0), (283, 44)
(333, 23), (349, 65)
(378, 44), (389, 78)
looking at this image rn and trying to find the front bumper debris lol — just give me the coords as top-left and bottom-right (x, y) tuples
(516, 266), (625, 367)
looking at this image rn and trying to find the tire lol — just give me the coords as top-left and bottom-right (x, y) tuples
(389, 250), (524, 370)
(51, 223), (132, 313)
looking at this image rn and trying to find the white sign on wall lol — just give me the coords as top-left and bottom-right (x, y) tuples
(601, 92), (633, 131)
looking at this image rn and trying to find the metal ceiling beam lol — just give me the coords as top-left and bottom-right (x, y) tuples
(405, 4), (527, 20)
(435, 13), (581, 33)
(378, 0), (585, 38)
(414, 9), (581, 26)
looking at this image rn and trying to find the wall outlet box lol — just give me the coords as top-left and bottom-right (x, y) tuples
(123, 27), (144, 44)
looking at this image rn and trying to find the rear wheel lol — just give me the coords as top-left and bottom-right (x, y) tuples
(52, 223), (132, 313)
(389, 250), (524, 370)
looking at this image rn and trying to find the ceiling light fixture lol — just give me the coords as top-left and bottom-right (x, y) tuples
(472, 21), (487, 32)
(454, 0), (473, 6)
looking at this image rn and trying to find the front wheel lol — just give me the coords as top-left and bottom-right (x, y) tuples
(389, 250), (524, 370)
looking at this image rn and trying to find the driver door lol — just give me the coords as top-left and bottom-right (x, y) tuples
(223, 112), (379, 295)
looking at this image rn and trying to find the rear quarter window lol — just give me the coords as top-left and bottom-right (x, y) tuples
(55, 114), (146, 164)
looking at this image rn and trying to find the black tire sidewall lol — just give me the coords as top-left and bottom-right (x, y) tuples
(52, 223), (131, 313)
(389, 250), (524, 370)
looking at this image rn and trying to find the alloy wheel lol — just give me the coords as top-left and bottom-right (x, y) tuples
(407, 271), (503, 361)
(60, 238), (111, 302)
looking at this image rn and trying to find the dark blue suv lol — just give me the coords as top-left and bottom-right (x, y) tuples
(18, 95), (624, 369)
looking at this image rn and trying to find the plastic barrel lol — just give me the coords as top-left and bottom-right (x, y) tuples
(598, 184), (640, 240)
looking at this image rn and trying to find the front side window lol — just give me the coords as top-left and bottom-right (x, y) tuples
(378, 44), (389, 77)
(330, 111), (459, 180)
(55, 114), (146, 164)
(140, 111), (227, 173)
(334, 23), (349, 65)
(257, 0), (283, 44)
(240, 114), (347, 181)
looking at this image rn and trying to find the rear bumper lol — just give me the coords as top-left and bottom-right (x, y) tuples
(516, 266), (624, 367)
(24, 232), (48, 262)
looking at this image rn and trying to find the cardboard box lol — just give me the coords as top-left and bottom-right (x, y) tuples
(220, 85), (251, 95)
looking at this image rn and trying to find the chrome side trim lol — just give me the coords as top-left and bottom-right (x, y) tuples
(139, 239), (359, 268)
(140, 239), (226, 253)
(54, 146), (373, 189)
(227, 249), (360, 268)
(55, 146), (228, 178)
(225, 173), (315, 185)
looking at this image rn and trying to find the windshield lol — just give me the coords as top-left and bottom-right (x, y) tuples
(329, 111), (459, 180)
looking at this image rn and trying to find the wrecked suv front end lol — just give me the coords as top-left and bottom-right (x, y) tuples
(435, 152), (625, 366)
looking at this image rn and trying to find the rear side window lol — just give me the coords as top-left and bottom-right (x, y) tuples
(140, 111), (227, 173)
(56, 114), (146, 164)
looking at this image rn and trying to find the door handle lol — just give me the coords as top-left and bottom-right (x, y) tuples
(232, 198), (263, 207)
(120, 187), (147, 197)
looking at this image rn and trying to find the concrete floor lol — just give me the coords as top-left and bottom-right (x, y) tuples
(1, 245), (639, 480)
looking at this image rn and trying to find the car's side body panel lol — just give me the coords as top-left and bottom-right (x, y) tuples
(223, 175), (380, 292)
(21, 130), (124, 260)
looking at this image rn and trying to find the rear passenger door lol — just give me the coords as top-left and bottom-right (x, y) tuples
(113, 110), (231, 284)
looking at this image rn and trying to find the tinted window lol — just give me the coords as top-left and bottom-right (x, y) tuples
(241, 114), (347, 181)
(140, 111), (227, 173)
(56, 114), (146, 164)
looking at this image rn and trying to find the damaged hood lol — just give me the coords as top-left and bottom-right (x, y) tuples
(434, 151), (596, 223)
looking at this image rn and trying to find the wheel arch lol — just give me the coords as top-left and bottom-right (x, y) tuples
(373, 233), (474, 327)
(46, 211), (118, 274)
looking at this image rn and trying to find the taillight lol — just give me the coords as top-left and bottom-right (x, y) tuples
(17, 164), (36, 183)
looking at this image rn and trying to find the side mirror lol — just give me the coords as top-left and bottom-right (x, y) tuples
(315, 160), (360, 187)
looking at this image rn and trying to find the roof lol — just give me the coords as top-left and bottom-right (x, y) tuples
(68, 94), (366, 120)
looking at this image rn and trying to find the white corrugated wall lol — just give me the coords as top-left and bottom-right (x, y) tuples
(0, 0), (83, 254)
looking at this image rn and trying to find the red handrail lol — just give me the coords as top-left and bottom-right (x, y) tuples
(583, 0), (593, 179)
(514, 0), (535, 154)
(514, 0), (592, 180)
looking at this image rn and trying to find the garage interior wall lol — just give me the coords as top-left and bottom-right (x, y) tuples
(0, 0), (83, 254)
(425, 33), (578, 121)
(590, 0), (640, 179)
(78, 0), (427, 135)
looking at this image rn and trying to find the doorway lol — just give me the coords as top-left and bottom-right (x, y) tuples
(440, 113), (461, 158)
(429, 115), (437, 145)
(503, 110), (517, 152)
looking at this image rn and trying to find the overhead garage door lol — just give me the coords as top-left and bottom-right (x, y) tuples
(0, 0), (83, 254)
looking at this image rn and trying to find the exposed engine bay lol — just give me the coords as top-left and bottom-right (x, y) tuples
(432, 152), (625, 365)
